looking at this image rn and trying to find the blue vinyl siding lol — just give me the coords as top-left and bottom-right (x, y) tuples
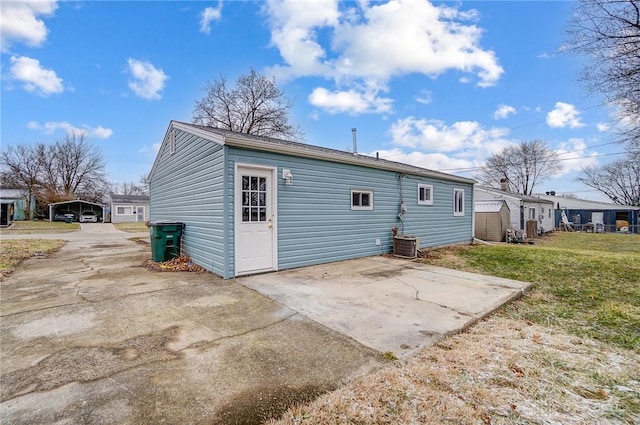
(398, 175), (473, 247)
(149, 129), (227, 277)
(227, 147), (473, 273)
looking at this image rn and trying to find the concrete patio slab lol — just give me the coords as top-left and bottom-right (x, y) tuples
(239, 255), (531, 357)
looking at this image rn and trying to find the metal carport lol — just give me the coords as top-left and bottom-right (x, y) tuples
(48, 200), (104, 222)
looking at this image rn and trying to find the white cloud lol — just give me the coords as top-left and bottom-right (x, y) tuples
(265, 0), (503, 114)
(494, 104), (516, 120)
(596, 122), (610, 132)
(199, 3), (223, 34)
(27, 121), (113, 139)
(308, 87), (392, 114)
(554, 138), (599, 176)
(10, 56), (63, 95)
(0, 1), (58, 52)
(546, 102), (584, 128)
(368, 148), (476, 172)
(126, 58), (168, 100)
(139, 143), (161, 154)
(415, 90), (432, 105)
(354, 116), (521, 176)
(265, 0), (340, 77)
(388, 116), (510, 153)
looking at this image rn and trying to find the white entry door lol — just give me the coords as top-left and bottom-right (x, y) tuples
(235, 166), (276, 275)
(136, 206), (145, 222)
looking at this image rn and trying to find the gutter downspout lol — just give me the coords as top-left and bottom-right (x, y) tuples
(471, 182), (476, 243)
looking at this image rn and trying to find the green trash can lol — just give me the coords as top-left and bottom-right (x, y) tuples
(148, 221), (184, 262)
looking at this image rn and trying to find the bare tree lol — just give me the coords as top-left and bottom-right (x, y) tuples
(41, 133), (107, 200)
(578, 149), (640, 204)
(116, 181), (148, 196)
(110, 174), (150, 196)
(138, 173), (150, 195)
(0, 144), (43, 219)
(193, 68), (304, 141)
(475, 140), (562, 195)
(0, 132), (109, 213)
(566, 0), (640, 146)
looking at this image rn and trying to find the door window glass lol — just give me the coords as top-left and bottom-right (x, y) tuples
(242, 175), (267, 222)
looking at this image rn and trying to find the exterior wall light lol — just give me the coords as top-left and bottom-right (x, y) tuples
(282, 169), (293, 185)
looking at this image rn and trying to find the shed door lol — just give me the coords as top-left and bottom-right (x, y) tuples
(592, 212), (604, 225)
(235, 166), (276, 276)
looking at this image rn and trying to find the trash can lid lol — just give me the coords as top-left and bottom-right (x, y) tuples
(148, 220), (184, 226)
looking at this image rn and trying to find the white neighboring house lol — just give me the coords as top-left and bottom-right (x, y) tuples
(475, 186), (555, 235)
(110, 194), (150, 223)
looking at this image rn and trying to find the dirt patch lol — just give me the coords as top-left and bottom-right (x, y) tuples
(1, 326), (181, 402)
(91, 244), (126, 249)
(217, 385), (333, 425)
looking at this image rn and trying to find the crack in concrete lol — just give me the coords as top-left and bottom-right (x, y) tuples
(394, 276), (421, 300)
(1, 301), (86, 319)
(178, 312), (300, 352)
(1, 282), (210, 319)
(394, 276), (475, 319)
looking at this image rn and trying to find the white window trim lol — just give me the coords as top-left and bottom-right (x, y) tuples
(169, 129), (175, 155)
(453, 188), (464, 216)
(417, 184), (433, 205)
(116, 206), (134, 215)
(351, 189), (373, 211)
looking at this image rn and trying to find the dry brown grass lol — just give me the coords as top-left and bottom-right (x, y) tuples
(112, 222), (148, 233)
(0, 221), (79, 233)
(0, 239), (65, 278)
(267, 314), (639, 424)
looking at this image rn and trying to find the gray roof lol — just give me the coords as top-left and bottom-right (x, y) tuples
(536, 194), (640, 211)
(0, 188), (26, 199)
(476, 186), (554, 204)
(110, 194), (150, 204)
(167, 121), (475, 185)
(48, 199), (104, 207)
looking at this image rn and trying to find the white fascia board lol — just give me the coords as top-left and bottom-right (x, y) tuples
(171, 121), (225, 146)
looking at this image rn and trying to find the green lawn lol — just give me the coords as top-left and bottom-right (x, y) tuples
(422, 232), (640, 351)
(0, 220), (79, 233)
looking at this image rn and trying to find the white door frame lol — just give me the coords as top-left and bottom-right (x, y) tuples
(234, 163), (278, 276)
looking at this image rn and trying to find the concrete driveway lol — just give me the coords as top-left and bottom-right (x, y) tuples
(0, 225), (382, 424)
(239, 256), (531, 357)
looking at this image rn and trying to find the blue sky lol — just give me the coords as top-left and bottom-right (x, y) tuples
(1, 0), (623, 200)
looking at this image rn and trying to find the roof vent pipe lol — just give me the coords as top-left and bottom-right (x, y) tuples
(352, 128), (357, 154)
